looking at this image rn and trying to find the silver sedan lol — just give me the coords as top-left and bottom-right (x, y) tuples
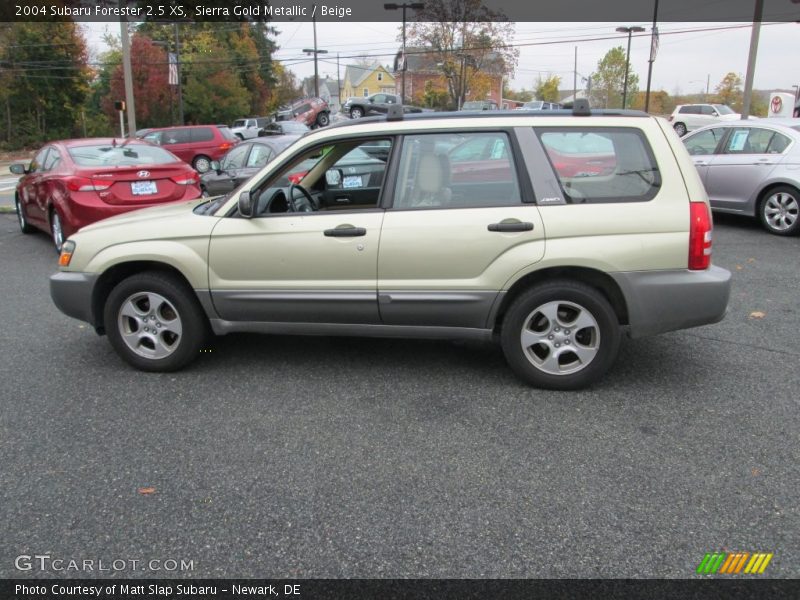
(681, 119), (800, 235)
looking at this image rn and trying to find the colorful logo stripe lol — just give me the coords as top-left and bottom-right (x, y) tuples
(697, 552), (773, 574)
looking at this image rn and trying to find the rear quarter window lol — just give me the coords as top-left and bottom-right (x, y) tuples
(536, 127), (661, 204)
(217, 126), (237, 141)
(191, 127), (215, 142)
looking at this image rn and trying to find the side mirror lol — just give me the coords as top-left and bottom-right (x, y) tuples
(368, 97), (374, 103)
(238, 191), (254, 218)
(711, 111), (718, 117)
(210, 160), (221, 173)
(325, 168), (343, 186)
(9, 164), (27, 175)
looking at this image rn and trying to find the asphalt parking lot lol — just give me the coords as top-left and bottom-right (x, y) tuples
(0, 211), (798, 579)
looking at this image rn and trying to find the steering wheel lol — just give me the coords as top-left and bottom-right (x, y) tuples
(287, 183), (316, 212)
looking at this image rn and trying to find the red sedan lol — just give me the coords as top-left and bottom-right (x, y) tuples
(12, 138), (202, 251)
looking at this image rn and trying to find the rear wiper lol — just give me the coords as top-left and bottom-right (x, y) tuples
(616, 168), (660, 185)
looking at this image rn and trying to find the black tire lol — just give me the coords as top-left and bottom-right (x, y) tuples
(15, 196), (35, 234)
(673, 122), (687, 137)
(316, 111), (330, 127)
(500, 280), (621, 390)
(104, 271), (209, 372)
(192, 155), (212, 173)
(350, 107), (363, 119)
(50, 208), (65, 253)
(758, 185), (800, 236)
(235, 133), (244, 140)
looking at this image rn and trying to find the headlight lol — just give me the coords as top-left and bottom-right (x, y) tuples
(59, 240), (76, 267)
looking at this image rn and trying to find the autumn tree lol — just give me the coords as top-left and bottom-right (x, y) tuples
(714, 72), (743, 110)
(0, 22), (91, 147)
(589, 46), (639, 109)
(405, 0), (518, 108)
(534, 74), (561, 103)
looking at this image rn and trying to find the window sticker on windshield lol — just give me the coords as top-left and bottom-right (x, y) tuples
(728, 130), (749, 152)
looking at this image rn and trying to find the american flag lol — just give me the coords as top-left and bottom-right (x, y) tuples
(168, 53), (178, 86)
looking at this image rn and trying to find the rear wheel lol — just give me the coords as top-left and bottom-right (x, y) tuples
(759, 185), (800, 236)
(673, 122), (687, 137)
(104, 272), (208, 372)
(500, 280), (621, 390)
(15, 196), (34, 234)
(193, 155), (212, 173)
(50, 208), (64, 253)
(316, 111), (330, 127)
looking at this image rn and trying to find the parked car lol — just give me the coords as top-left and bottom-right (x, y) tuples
(274, 97), (331, 128)
(258, 121), (310, 136)
(12, 138), (200, 251)
(460, 100), (499, 111)
(682, 119), (800, 235)
(341, 93), (423, 119)
(668, 104), (741, 137)
(142, 125), (238, 173)
(50, 106), (731, 390)
(230, 117), (272, 140)
(200, 135), (301, 197)
(517, 101), (562, 111)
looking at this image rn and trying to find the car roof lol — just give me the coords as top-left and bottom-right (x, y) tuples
(251, 134), (301, 147)
(53, 137), (158, 148)
(145, 124), (226, 132)
(685, 119), (800, 137)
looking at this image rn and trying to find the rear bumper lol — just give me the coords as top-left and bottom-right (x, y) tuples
(611, 266), (732, 338)
(50, 271), (99, 328)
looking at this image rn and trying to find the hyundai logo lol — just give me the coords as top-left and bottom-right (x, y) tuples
(137, 170), (150, 178)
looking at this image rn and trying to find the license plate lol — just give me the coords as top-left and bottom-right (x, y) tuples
(342, 175), (363, 189)
(131, 180), (157, 195)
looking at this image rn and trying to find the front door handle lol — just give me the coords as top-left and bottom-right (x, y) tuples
(488, 222), (534, 232)
(324, 226), (366, 237)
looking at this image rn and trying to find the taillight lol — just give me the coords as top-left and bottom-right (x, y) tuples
(172, 175), (197, 185)
(65, 177), (111, 192)
(219, 142), (233, 151)
(288, 171), (307, 184)
(689, 201), (712, 270)
(668, 115), (674, 121)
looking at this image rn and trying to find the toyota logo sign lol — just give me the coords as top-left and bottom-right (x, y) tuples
(137, 170), (150, 178)
(770, 96), (782, 114)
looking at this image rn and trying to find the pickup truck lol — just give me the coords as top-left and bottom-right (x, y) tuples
(341, 93), (423, 119)
(230, 117), (271, 140)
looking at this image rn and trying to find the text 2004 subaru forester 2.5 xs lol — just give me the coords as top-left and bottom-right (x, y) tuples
(49, 102), (731, 390)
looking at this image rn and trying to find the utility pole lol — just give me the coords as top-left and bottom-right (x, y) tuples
(174, 23), (184, 124)
(303, 15), (328, 98)
(384, 3), (425, 104)
(336, 53), (341, 106)
(573, 46), (577, 101)
(644, 0), (660, 113)
(119, 19), (136, 136)
(741, 0), (764, 119)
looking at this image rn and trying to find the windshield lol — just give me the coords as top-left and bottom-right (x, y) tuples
(68, 144), (178, 167)
(232, 120), (246, 128)
(281, 122), (310, 134)
(462, 102), (484, 109)
(523, 101), (544, 109)
(713, 105), (735, 115)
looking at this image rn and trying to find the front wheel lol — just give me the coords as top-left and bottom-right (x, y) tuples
(104, 272), (208, 372)
(316, 111), (330, 127)
(673, 122), (687, 137)
(350, 107), (363, 119)
(759, 185), (800, 236)
(16, 196), (35, 234)
(500, 281), (621, 390)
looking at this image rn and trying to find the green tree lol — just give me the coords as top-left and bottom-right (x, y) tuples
(406, 0), (518, 108)
(589, 46), (639, 109)
(0, 22), (91, 147)
(534, 74), (561, 103)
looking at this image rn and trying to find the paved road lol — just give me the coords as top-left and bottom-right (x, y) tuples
(0, 212), (798, 579)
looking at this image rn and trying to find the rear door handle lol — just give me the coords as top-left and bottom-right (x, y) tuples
(488, 222), (534, 232)
(324, 227), (366, 237)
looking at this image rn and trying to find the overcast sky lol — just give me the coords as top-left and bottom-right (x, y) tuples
(84, 21), (800, 95)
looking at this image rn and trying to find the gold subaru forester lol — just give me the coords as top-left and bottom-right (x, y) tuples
(51, 104), (731, 390)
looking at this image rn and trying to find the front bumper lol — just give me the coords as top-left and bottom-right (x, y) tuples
(50, 271), (100, 328)
(611, 266), (732, 338)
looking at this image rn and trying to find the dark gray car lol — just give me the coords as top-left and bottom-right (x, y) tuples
(682, 119), (800, 235)
(200, 135), (300, 197)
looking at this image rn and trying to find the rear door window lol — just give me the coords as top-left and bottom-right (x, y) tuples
(191, 127), (215, 142)
(684, 128), (726, 155)
(536, 127), (661, 204)
(162, 129), (191, 145)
